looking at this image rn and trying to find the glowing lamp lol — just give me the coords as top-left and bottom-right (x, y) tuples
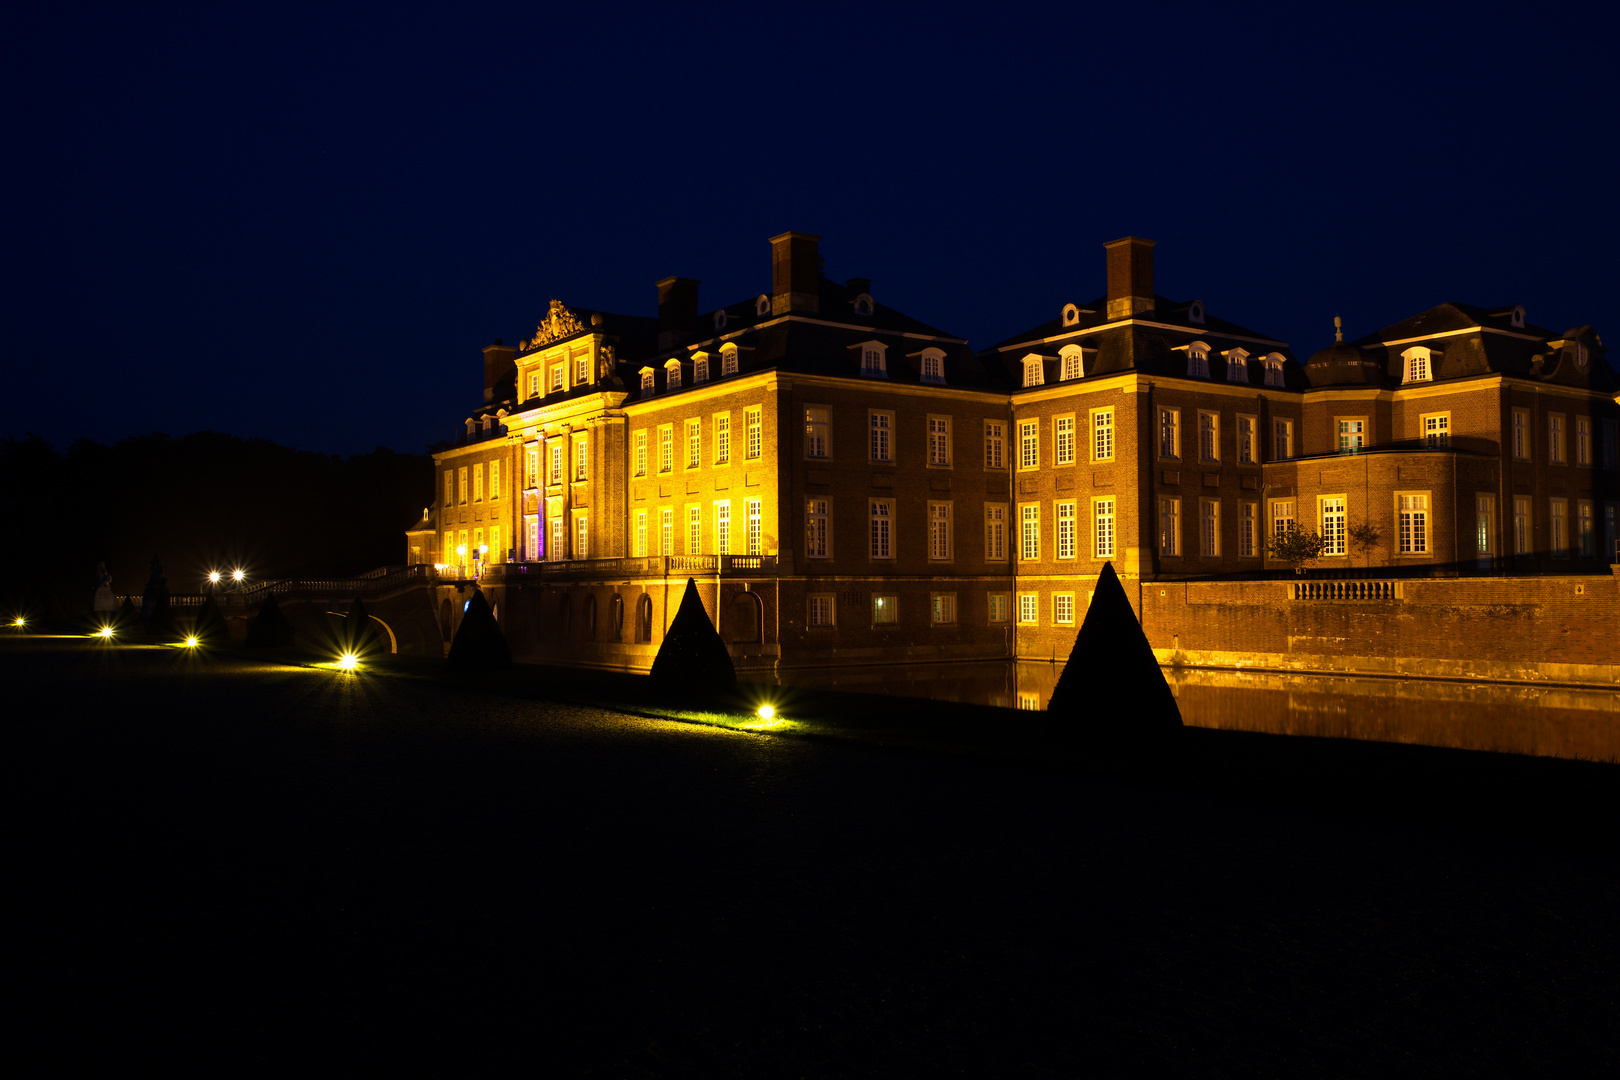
(208, 571), (221, 584)
(184, 636), (200, 648)
(757, 705), (776, 721)
(12, 617), (24, 628)
(337, 652), (360, 671)
(456, 545), (467, 556)
(97, 626), (115, 639)
(232, 569), (245, 582)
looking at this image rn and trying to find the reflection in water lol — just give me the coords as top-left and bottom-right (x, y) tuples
(767, 661), (1620, 763)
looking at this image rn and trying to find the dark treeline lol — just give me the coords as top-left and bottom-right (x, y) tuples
(1, 432), (432, 615)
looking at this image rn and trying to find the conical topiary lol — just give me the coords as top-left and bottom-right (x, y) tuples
(446, 588), (511, 670)
(346, 597), (382, 655)
(192, 595), (228, 641)
(147, 586), (179, 641)
(648, 578), (735, 695)
(114, 597), (139, 630)
(1046, 562), (1182, 745)
(245, 593), (296, 648)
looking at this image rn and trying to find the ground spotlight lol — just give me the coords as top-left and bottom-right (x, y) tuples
(337, 652), (360, 671)
(184, 636), (200, 648)
(757, 704), (776, 721)
(97, 626), (115, 640)
(12, 616), (24, 628)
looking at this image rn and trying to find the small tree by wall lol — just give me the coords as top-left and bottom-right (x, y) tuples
(1348, 522), (1382, 569)
(1267, 523), (1327, 575)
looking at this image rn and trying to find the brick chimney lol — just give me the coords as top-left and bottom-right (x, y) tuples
(656, 277), (700, 350)
(770, 231), (821, 316)
(1104, 237), (1155, 320)
(482, 338), (517, 404)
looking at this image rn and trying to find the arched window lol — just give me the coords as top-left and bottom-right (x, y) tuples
(919, 348), (946, 384)
(692, 352), (709, 384)
(720, 343), (739, 376)
(584, 595), (596, 640)
(1402, 346), (1434, 383)
(1023, 355), (1045, 387)
(1183, 342), (1210, 378)
(726, 592), (763, 643)
(664, 358), (682, 391)
(1224, 348), (1250, 384)
(1262, 352), (1286, 387)
(611, 594), (624, 640)
(1511, 305), (1525, 328)
(1059, 345), (1084, 381)
(637, 594), (654, 643)
(859, 342), (887, 377)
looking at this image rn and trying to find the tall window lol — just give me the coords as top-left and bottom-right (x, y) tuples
(634, 431), (647, 476)
(693, 355), (709, 384)
(1576, 417), (1591, 465)
(444, 471), (454, 507)
(489, 460), (500, 499)
(458, 467), (468, 504)
(805, 407), (830, 459)
(1512, 409), (1530, 460)
(1398, 494), (1429, 554)
(931, 593), (957, 624)
(526, 448), (539, 489)
(1020, 504), (1040, 561)
(1159, 408), (1180, 459)
(1549, 414), (1566, 464)
(1402, 347), (1432, 383)
(1578, 500), (1594, 558)
(473, 464), (484, 502)
(928, 417), (952, 467)
(635, 511), (647, 557)
(1053, 594), (1075, 625)
(1019, 421), (1039, 469)
(715, 502), (730, 555)
(550, 364), (565, 392)
(526, 517), (539, 562)
(746, 408), (762, 459)
(870, 411), (892, 462)
(661, 507), (673, 556)
(528, 372), (541, 399)
(1513, 496), (1531, 555)
(1225, 349), (1249, 383)
(715, 415), (730, 464)
(985, 422), (1005, 469)
(1094, 498), (1115, 558)
(1200, 499), (1220, 557)
(1423, 414), (1450, 448)
(1159, 498), (1179, 557)
(920, 350), (945, 384)
(1550, 498), (1569, 557)
(574, 438), (588, 481)
(1240, 502), (1257, 558)
(1237, 416), (1255, 464)
(1055, 416), (1075, 465)
(1475, 494), (1495, 570)
(1019, 594), (1038, 624)
(659, 427), (673, 473)
(746, 498), (762, 555)
(928, 502), (952, 560)
(550, 519), (562, 561)
(1059, 346), (1083, 381)
(1023, 358), (1044, 387)
(721, 345), (739, 377)
(641, 369), (655, 394)
(1272, 499), (1295, 537)
(1274, 419), (1293, 460)
(687, 505), (702, 555)
(1337, 419), (1365, 453)
(985, 504), (1006, 561)
(1264, 357), (1285, 387)
(806, 498), (829, 558)
(575, 516), (588, 560)
(1187, 344), (1209, 378)
(861, 345), (885, 376)
(1321, 497), (1346, 555)
(869, 500), (892, 559)
(550, 443), (563, 485)
(1198, 412), (1219, 462)
(665, 362), (681, 391)
(1092, 410), (1114, 462)
(686, 420), (701, 468)
(1056, 502), (1076, 560)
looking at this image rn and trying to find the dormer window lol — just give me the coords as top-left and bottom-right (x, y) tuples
(714, 310), (727, 332)
(1059, 345), (1084, 381)
(664, 358), (682, 391)
(1184, 342), (1210, 378)
(1062, 303), (1080, 327)
(575, 353), (589, 386)
(640, 368), (655, 394)
(1402, 346), (1434, 383)
(1188, 301), (1205, 325)
(481, 416), (492, 433)
(720, 343), (739, 376)
(1511, 305), (1525, 329)
(692, 352), (709, 384)
(1023, 355), (1045, 388)
(919, 348), (946, 384)
(755, 294), (771, 317)
(465, 419), (476, 438)
(549, 363), (565, 393)
(854, 293), (874, 316)
(858, 342), (888, 377)
(1262, 352), (1286, 387)
(1224, 348), (1250, 384)
(526, 371), (540, 400)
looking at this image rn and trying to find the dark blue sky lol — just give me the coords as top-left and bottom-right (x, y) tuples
(7, 2), (1615, 457)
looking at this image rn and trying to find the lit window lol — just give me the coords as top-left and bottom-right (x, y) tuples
(1059, 346), (1083, 381)
(746, 498), (762, 555)
(1159, 498), (1179, 557)
(528, 372), (540, 399)
(920, 348), (946, 384)
(550, 364), (565, 392)
(1159, 408), (1180, 460)
(1224, 348), (1249, 383)
(806, 498), (829, 558)
(984, 504), (1006, 561)
(549, 443), (563, 485)
(715, 501), (730, 555)
(715, 415), (730, 465)
(1321, 497), (1347, 556)
(869, 500), (893, 559)
(1402, 347), (1433, 383)
(489, 460), (500, 499)
(640, 369), (655, 394)
(1187, 343), (1209, 378)
(1271, 500), (1295, 538)
(1199, 412), (1219, 462)
(872, 595), (898, 625)
(1056, 501), (1076, 560)
(686, 420), (701, 468)
(1337, 419), (1365, 453)
(746, 408), (762, 459)
(658, 427), (673, 473)
(1423, 414), (1450, 448)
(526, 448), (538, 489)
(634, 431), (647, 476)
(1023, 356), (1044, 387)
(688, 505), (702, 555)
(1274, 419), (1293, 460)
(931, 593), (957, 625)
(665, 360), (682, 391)
(693, 354), (709, 384)
(1399, 493), (1429, 554)
(576, 516), (589, 560)
(869, 411), (893, 462)
(1237, 415), (1256, 464)
(1263, 354), (1286, 387)
(805, 407), (830, 459)
(574, 438), (587, 481)
(635, 510), (647, 557)
(928, 416), (952, 467)
(1201, 499), (1220, 557)
(1055, 416), (1075, 466)
(443, 471), (453, 507)
(1053, 594), (1074, 626)
(985, 422), (1005, 469)
(720, 345), (739, 377)
(1020, 421), (1039, 469)
(458, 467), (468, 504)
(660, 508), (673, 556)
(1094, 498), (1115, 559)
(1092, 410), (1114, 462)
(1018, 594), (1038, 624)
(861, 344), (887, 377)
(1020, 504), (1040, 561)
(928, 502), (952, 560)
(474, 464), (484, 502)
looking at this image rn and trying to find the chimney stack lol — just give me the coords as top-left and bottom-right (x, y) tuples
(656, 277), (700, 350)
(482, 339), (517, 404)
(1104, 237), (1155, 320)
(769, 231), (821, 316)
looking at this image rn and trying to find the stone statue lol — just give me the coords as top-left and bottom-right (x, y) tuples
(93, 561), (116, 614)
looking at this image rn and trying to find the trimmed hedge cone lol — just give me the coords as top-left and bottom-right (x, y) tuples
(245, 594), (296, 648)
(192, 595), (228, 641)
(649, 578), (736, 694)
(1046, 561), (1182, 744)
(446, 588), (511, 670)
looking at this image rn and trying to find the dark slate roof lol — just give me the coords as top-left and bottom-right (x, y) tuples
(1351, 302), (1560, 346)
(989, 295), (1285, 353)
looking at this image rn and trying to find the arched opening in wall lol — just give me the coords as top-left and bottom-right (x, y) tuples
(558, 594), (571, 638)
(611, 595), (624, 640)
(726, 591), (763, 643)
(637, 594), (653, 643)
(438, 598), (453, 641)
(584, 595), (597, 640)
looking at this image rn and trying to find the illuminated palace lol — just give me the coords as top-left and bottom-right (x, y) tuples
(410, 233), (1620, 673)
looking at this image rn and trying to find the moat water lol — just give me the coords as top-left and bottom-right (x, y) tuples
(767, 661), (1620, 763)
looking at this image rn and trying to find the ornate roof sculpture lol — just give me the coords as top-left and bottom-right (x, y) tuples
(520, 300), (588, 352)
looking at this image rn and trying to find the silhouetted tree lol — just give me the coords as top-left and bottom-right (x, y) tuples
(649, 578), (735, 697)
(446, 589), (511, 670)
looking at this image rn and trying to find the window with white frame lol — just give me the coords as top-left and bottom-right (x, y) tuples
(1059, 345), (1084, 381)
(805, 407), (830, 459)
(1055, 415), (1075, 465)
(1094, 498), (1115, 558)
(1225, 348), (1249, 383)
(549, 443), (563, 485)
(920, 348), (945, 384)
(1240, 502), (1257, 557)
(634, 431), (647, 476)
(526, 517), (539, 561)
(640, 369), (655, 394)
(1020, 504), (1040, 561)
(1576, 417), (1591, 465)
(746, 407), (762, 459)
(1549, 413), (1566, 464)
(443, 470), (454, 507)
(1186, 343), (1209, 378)
(806, 498), (829, 558)
(872, 595), (898, 625)
(714, 501), (730, 555)
(550, 364), (565, 392)
(1401, 346), (1434, 383)
(1198, 411), (1219, 462)
(1092, 409), (1114, 461)
(715, 414), (730, 464)
(1321, 496), (1347, 555)
(658, 426), (673, 473)
(1513, 496), (1532, 555)
(1274, 418), (1293, 460)
(550, 518), (563, 561)
(1577, 500), (1594, 558)
(1056, 501), (1076, 560)
(1159, 408), (1180, 459)
(984, 503), (1006, 561)
(574, 437), (588, 481)
(869, 410), (893, 462)
(1337, 418), (1365, 453)
(635, 510), (647, 557)
(1263, 353), (1286, 387)
(575, 352), (589, 386)
(1550, 498), (1569, 557)
(489, 460), (500, 499)
(664, 359), (681, 391)
(1018, 594), (1038, 624)
(1159, 497), (1179, 557)
(928, 502), (952, 560)
(526, 447), (539, 489)
(1398, 493), (1429, 554)
(1053, 593), (1075, 626)
(458, 467), (468, 504)
(575, 515), (589, 560)
(869, 500), (893, 559)
(692, 353), (709, 384)
(1023, 356), (1044, 387)
(686, 420), (701, 468)
(807, 594), (834, 627)
(1271, 499), (1295, 537)
(746, 498), (762, 555)
(1200, 499), (1220, 557)
(1237, 415), (1256, 464)
(720, 344), (739, 377)
(1020, 421), (1039, 469)
(528, 371), (541, 399)
(928, 416), (952, 467)
(1422, 413), (1450, 448)
(931, 593), (957, 625)
(687, 505), (701, 555)
(660, 507), (673, 556)
(1512, 409), (1530, 460)
(987, 594), (1009, 623)
(861, 343), (887, 377)
(985, 421), (1005, 469)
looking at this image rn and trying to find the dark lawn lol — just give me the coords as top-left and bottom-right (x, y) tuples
(11, 636), (1618, 1077)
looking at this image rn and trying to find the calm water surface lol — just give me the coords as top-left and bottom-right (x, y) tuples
(767, 661), (1620, 762)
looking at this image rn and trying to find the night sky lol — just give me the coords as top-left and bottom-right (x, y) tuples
(8, 2), (1616, 458)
